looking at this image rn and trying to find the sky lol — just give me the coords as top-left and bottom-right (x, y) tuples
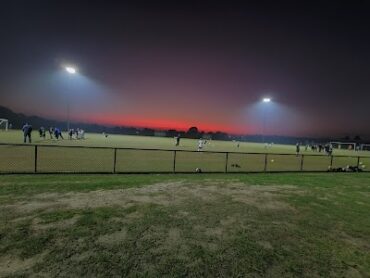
(0, 1), (370, 138)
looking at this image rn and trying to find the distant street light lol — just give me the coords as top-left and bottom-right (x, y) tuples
(262, 97), (272, 143)
(64, 65), (77, 131)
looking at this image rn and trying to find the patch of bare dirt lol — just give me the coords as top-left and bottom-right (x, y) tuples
(167, 228), (181, 243)
(204, 227), (224, 238)
(220, 216), (237, 226)
(257, 240), (273, 250)
(339, 232), (370, 249)
(2, 180), (300, 215)
(70, 251), (94, 263)
(0, 251), (47, 277)
(31, 215), (80, 231)
(97, 228), (127, 246)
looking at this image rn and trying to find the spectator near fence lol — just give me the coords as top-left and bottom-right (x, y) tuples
(22, 123), (32, 143)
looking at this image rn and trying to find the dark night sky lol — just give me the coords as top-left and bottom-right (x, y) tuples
(0, 1), (369, 138)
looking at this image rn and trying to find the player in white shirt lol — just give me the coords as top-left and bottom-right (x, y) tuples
(197, 139), (204, 151)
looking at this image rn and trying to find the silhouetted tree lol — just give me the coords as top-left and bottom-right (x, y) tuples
(142, 128), (155, 136)
(354, 135), (361, 141)
(213, 131), (228, 140)
(166, 129), (177, 137)
(187, 126), (199, 138)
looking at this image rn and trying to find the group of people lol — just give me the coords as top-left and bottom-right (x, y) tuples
(37, 126), (64, 140)
(68, 128), (85, 140)
(296, 142), (333, 156)
(22, 123), (85, 143)
(173, 135), (209, 151)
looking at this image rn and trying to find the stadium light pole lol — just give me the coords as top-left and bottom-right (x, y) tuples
(262, 97), (271, 143)
(64, 66), (77, 132)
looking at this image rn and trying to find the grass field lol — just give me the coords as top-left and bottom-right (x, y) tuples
(0, 130), (369, 173)
(1, 130), (370, 155)
(0, 173), (369, 277)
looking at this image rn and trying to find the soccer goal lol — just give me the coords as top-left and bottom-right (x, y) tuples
(360, 144), (370, 151)
(330, 142), (356, 151)
(0, 118), (9, 131)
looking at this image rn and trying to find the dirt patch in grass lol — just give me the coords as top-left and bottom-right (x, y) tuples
(2, 181), (298, 217)
(97, 228), (127, 246)
(204, 227), (224, 238)
(167, 228), (181, 243)
(1, 174), (370, 277)
(0, 251), (47, 277)
(32, 215), (81, 231)
(339, 232), (370, 249)
(190, 184), (299, 211)
(257, 240), (273, 250)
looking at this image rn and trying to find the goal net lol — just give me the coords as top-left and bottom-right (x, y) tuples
(0, 118), (8, 131)
(360, 144), (370, 151)
(330, 142), (356, 151)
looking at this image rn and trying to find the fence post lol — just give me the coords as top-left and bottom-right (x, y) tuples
(173, 150), (177, 173)
(113, 148), (117, 173)
(225, 152), (229, 173)
(330, 155), (334, 168)
(357, 156), (360, 168)
(264, 154), (268, 172)
(34, 145), (38, 173)
(300, 154), (304, 171)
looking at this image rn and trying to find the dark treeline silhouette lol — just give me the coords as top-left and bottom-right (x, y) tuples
(1, 106), (368, 144)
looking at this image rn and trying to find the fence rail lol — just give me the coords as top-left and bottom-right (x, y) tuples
(0, 143), (368, 174)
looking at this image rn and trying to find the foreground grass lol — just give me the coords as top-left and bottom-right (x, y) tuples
(0, 173), (369, 277)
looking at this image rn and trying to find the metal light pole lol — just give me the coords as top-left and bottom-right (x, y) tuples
(64, 66), (77, 131)
(262, 97), (271, 143)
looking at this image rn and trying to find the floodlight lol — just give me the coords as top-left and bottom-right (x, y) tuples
(65, 66), (76, 74)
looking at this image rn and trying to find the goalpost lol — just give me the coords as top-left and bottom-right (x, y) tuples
(360, 144), (370, 151)
(330, 141), (357, 151)
(0, 118), (9, 131)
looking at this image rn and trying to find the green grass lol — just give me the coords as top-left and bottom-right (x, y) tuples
(0, 173), (369, 277)
(0, 130), (369, 173)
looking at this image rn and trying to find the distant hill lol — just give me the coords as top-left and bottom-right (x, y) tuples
(0, 106), (65, 130)
(0, 105), (139, 135)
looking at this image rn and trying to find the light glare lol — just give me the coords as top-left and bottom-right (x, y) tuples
(65, 66), (76, 74)
(262, 97), (271, 103)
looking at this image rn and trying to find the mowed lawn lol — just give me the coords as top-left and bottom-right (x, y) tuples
(0, 173), (369, 277)
(1, 130), (369, 173)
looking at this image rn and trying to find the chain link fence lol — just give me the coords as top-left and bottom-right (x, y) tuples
(0, 143), (368, 174)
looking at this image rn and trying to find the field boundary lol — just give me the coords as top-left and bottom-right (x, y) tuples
(0, 143), (367, 174)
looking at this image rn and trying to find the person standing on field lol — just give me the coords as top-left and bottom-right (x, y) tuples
(22, 123), (32, 143)
(68, 129), (73, 140)
(49, 127), (54, 139)
(296, 142), (300, 156)
(175, 134), (181, 146)
(197, 138), (204, 151)
(39, 126), (46, 139)
(54, 127), (64, 140)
